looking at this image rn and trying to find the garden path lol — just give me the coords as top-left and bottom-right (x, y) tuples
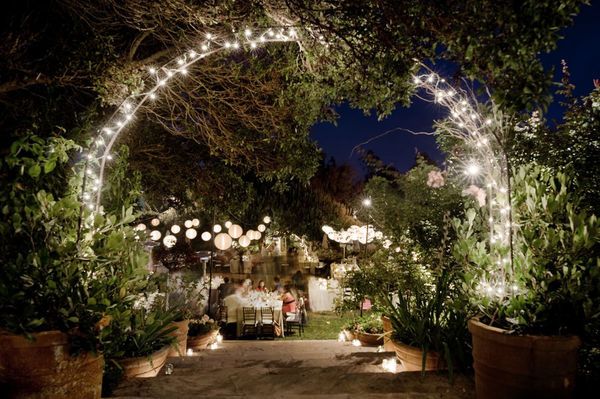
(111, 340), (474, 398)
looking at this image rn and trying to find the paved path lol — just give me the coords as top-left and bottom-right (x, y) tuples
(111, 340), (474, 399)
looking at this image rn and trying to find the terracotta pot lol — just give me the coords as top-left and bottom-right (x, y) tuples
(119, 345), (170, 378)
(342, 329), (355, 342)
(391, 339), (445, 371)
(356, 331), (384, 347)
(166, 319), (189, 357)
(468, 318), (581, 399)
(187, 329), (219, 350)
(0, 330), (104, 398)
(381, 315), (394, 351)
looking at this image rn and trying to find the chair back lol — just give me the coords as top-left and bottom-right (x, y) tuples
(242, 307), (256, 324)
(218, 305), (228, 323)
(260, 307), (274, 324)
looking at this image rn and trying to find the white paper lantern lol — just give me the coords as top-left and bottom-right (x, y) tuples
(213, 224), (222, 233)
(171, 224), (181, 234)
(257, 224), (266, 232)
(163, 234), (177, 248)
(246, 229), (255, 240)
(201, 231), (212, 241)
(254, 231), (262, 240)
(185, 228), (197, 239)
(150, 230), (162, 241)
(214, 233), (232, 250)
(135, 223), (146, 231)
(238, 235), (250, 247)
(184, 220), (193, 228)
(225, 221), (232, 228)
(192, 218), (200, 227)
(228, 224), (243, 239)
(263, 216), (271, 224)
(151, 218), (160, 226)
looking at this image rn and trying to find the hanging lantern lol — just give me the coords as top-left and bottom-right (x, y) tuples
(184, 220), (193, 228)
(254, 231), (262, 240)
(192, 218), (200, 227)
(213, 224), (222, 233)
(238, 235), (250, 247)
(257, 224), (266, 232)
(163, 234), (177, 248)
(247, 229), (255, 240)
(263, 216), (271, 224)
(151, 218), (160, 226)
(228, 224), (243, 239)
(225, 221), (232, 228)
(201, 231), (212, 241)
(214, 233), (233, 250)
(150, 230), (162, 241)
(135, 223), (146, 231)
(185, 228), (197, 239)
(171, 224), (181, 234)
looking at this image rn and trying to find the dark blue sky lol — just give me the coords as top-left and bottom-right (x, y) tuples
(310, 2), (600, 175)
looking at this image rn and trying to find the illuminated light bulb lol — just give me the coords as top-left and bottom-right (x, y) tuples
(96, 138), (104, 145)
(451, 111), (458, 118)
(465, 164), (480, 176)
(413, 76), (420, 84)
(201, 44), (208, 51)
(318, 35), (324, 41)
(192, 218), (200, 227)
(426, 75), (434, 83)
(86, 169), (93, 176)
(503, 257), (510, 264)
(485, 119), (492, 125)
(244, 28), (252, 37)
(461, 107), (467, 112)
(167, 70), (174, 77)
(189, 50), (197, 58)
(177, 58), (185, 65)
(289, 28), (297, 37)
(382, 358), (397, 373)
(395, 247), (401, 253)
(88, 204), (94, 210)
(123, 102), (132, 111)
(106, 154), (113, 160)
(92, 186), (98, 192)
(125, 114), (133, 120)
(151, 218), (160, 226)
(224, 41), (231, 48)
(206, 33), (212, 40)
(505, 222), (511, 228)
(257, 224), (266, 232)
(458, 122), (465, 128)
(187, 348), (193, 356)
(447, 90), (455, 96)
(499, 187), (507, 193)
(268, 29), (274, 37)
(116, 121), (124, 127)
(351, 339), (361, 347)
(263, 216), (271, 224)
(171, 224), (181, 234)
(485, 285), (493, 294)
(180, 68), (188, 75)
(470, 114), (477, 120)
(224, 221), (232, 229)
(488, 217), (494, 223)
(103, 127), (113, 135)
(149, 67), (156, 74)
(461, 100), (467, 106)
(233, 42), (240, 49)
(149, 93), (157, 99)
(362, 198), (372, 207)
(184, 220), (193, 228)
(511, 284), (519, 292)
(185, 228), (197, 239)
(201, 231), (211, 241)
(83, 193), (90, 200)
(250, 42), (257, 49)
(496, 286), (505, 295)
(213, 224), (222, 233)
(216, 334), (223, 343)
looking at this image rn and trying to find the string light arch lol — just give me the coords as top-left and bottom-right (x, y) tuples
(80, 27), (514, 298)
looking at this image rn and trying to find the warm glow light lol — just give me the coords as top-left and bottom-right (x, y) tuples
(184, 220), (193, 228)
(382, 358), (397, 373)
(216, 334), (223, 343)
(465, 164), (480, 176)
(201, 231), (212, 241)
(213, 224), (222, 233)
(192, 218), (200, 227)
(187, 348), (193, 356)
(338, 332), (346, 342)
(362, 198), (372, 207)
(151, 218), (160, 226)
(163, 234), (177, 248)
(150, 230), (161, 241)
(185, 228), (197, 239)
(228, 224), (243, 239)
(170, 224), (181, 234)
(225, 221), (232, 228)
(257, 224), (266, 232)
(209, 342), (218, 350)
(263, 216), (271, 224)
(352, 339), (362, 347)
(135, 223), (146, 231)
(214, 233), (233, 250)
(238, 235), (250, 247)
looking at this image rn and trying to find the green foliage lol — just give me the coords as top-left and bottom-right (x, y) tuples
(0, 133), (149, 353)
(103, 145), (143, 214)
(188, 315), (219, 337)
(353, 313), (384, 334)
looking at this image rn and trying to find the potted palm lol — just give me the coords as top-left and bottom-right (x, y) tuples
(0, 134), (148, 398)
(456, 165), (599, 398)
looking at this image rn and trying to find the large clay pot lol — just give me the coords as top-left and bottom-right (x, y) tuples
(118, 346), (170, 378)
(356, 331), (384, 347)
(468, 318), (581, 399)
(166, 319), (189, 357)
(187, 329), (219, 350)
(381, 315), (394, 351)
(391, 339), (445, 372)
(0, 330), (104, 398)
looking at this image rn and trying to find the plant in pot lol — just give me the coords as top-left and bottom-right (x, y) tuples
(100, 288), (179, 390)
(354, 313), (384, 346)
(455, 164), (600, 398)
(187, 314), (220, 350)
(0, 134), (149, 398)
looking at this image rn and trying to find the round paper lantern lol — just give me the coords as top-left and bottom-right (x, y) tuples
(225, 221), (232, 228)
(150, 230), (162, 241)
(263, 216), (271, 224)
(246, 229), (255, 240)
(163, 234), (177, 248)
(238, 235), (250, 247)
(185, 228), (197, 239)
(213, 224), (222, 233)
(257, 224), (266, 232)
(171, 224), (181, 234)
(151, 218), (160, 226)
(192, 218), (200, 227)
(135, 223), (146, 231)
(228, 224), (243, 239)
(214, 233), (232, 250)
(201, 231), (212, 241)
(254, 231), (262, 240)
(184, 220), (193, 228)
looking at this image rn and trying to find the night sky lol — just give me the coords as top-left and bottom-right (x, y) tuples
(311, 2), (600, 175)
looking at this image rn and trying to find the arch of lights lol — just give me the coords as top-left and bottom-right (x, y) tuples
(80, 26), (514, 299)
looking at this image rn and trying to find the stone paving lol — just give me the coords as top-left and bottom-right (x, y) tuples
(111, 340), (474, 399)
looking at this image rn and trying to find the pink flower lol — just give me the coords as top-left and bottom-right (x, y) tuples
(426, 170), (445, 188)
(463, 185), (487, 207)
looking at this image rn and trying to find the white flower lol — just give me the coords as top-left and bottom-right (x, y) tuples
(463, 185), (487, 207)
(426, 170), (445, 188)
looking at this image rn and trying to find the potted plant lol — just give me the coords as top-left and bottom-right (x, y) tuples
(187, 315), (220, 350)
(354, 314), (384, 346)
(455, 165), (599, 398)
(340, 319), (357, 342)
(0, 134), (148, 398)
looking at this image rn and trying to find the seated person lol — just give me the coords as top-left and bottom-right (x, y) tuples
(281, 285), (297, 314)
(255, 280), (267, 292)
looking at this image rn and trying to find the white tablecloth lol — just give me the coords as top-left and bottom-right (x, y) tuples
(235, 303), (284, 337)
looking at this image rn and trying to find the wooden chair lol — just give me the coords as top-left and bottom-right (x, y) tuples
(258, 307), (275, 339)
(217, 305), (228, 326)
(241, 307), (258, 337)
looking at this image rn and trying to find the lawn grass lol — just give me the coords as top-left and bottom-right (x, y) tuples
(284, 311), (354, 340)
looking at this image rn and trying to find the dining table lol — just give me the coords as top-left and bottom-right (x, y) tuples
(235, 299), (285, 337)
